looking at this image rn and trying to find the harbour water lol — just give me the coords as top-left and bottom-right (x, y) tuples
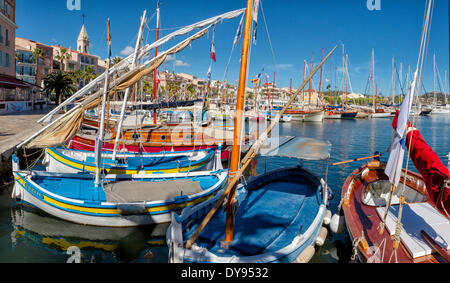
(0, 115), (448, 263)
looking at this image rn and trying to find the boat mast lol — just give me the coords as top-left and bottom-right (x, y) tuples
(95, 19), (112, 187)
(345, 54), (348, 108)
(433, 53), (436, 105)
(112, 10), (147, 160)
(224, 0), (253, 244)
(309, 52), (314, 107)
(341, 44), (345, 108)
(445, 70), (448, 104)
(318, 48), (324, 108)
(392, 57), (395, 105)
(399, 62), (403, 103)
(153, 2), (160, 124)
(330, 55), (333, 105)
(272, 72), (275, 107)
(372, 49), (376, 113)
(302, 60), (306, 106)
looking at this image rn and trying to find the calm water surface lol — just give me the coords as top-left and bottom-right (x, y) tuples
(0, 115), (448, 263)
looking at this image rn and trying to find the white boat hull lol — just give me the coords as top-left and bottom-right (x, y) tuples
(370, 112), (392, 118)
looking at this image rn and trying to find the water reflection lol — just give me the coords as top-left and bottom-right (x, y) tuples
(9, 206), (168, 263)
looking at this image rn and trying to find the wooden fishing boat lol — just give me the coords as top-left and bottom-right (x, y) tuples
(370, 109), (392, 118)
(339, 159), (449, 263)
(337, 77), (449, 263)
(340, 111), (358, 119)
(11, 153), (229, 227)
(67, 124), (246, 161)
(44, 146), (218, 175)
(284, 109), (324, 122)
(167, 138), (332, 263)
(324, 110), (341, 119)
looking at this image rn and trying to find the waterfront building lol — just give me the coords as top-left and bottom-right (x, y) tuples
(0, 0), (44, 114)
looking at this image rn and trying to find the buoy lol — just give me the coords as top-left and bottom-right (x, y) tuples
(330, 209), (346, 234)
(323, 210), (332, 225)
(295, 245), (315, 263)
(315, 227), (328, 246)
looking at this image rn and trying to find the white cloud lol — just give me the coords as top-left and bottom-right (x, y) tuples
(173, 60), (190, 67)
(120, 46), (134, 56)
(166, 54), (190, 67)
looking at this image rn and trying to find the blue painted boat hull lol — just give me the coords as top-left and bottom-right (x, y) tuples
(167, 166), (329, 263)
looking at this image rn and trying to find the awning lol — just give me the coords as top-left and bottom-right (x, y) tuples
(0, 75), (33, 89)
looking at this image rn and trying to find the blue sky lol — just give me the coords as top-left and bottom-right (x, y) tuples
(16, 0), (449, 96)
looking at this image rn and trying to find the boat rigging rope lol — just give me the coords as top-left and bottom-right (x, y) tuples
(390, 0), (434, 254)
(351, 232), (365, 261)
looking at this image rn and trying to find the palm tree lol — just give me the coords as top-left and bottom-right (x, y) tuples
(82, 65), (96, 84)
(69, 69), (83, 89)
(43, 71), (77, 105)
(31, 48), (44, 80)
(111, 56), (123, 67)
(186, 84), (195, 100)
(54, 48), (72, 71)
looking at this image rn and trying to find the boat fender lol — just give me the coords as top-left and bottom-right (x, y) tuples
(329, 208), (345, 234)
(315, 227), (328, 247)
(323, 210), (332, 225)
(295, 245), (315, 263)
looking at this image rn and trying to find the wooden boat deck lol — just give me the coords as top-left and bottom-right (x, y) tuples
(342, 163), (448, 263)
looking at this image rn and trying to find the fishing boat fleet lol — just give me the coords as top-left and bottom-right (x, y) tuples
(8, 0), (449, 263)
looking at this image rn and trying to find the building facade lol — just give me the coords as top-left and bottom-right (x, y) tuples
(0, 0), (17, 77)
(15, 37), (53, 87)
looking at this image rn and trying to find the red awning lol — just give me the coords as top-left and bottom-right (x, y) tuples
(0, 75), (33, 89)
(392, 111), (450, 216)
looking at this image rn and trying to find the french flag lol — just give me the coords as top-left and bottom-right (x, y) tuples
(210, 41), (216, 62)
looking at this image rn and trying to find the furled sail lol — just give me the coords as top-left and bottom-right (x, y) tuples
(26, 93), (101, 148)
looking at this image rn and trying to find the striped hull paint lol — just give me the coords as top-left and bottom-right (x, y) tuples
(45, 147), (216, 175)
(69, 135), (232, 162)
(12, 170), (228, 227)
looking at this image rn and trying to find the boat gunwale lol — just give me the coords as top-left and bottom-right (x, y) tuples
(341, 162), (445, 263)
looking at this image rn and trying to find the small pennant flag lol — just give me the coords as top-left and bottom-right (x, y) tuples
(207, 65), (212, 82)
(252, 0), (261, 45)
(233, 13), (245, 48)
(210, 26), (216, 62)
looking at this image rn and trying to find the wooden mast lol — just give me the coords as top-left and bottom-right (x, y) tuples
(330, 55), (333, 105)
(95, 19), (112, 187)
(309, 52), (314, 106)
(318, 48), (324, 107)
(372, 48), (376, 113)
(224, 0), (254, 244)
(342, 44), (345, 107)
(153, 2), (160, 124)
(345, 54), (348, 107)
(272, 72), (275, 108)
(302, 60), (306, 106)
(112, 10), (147, 160)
